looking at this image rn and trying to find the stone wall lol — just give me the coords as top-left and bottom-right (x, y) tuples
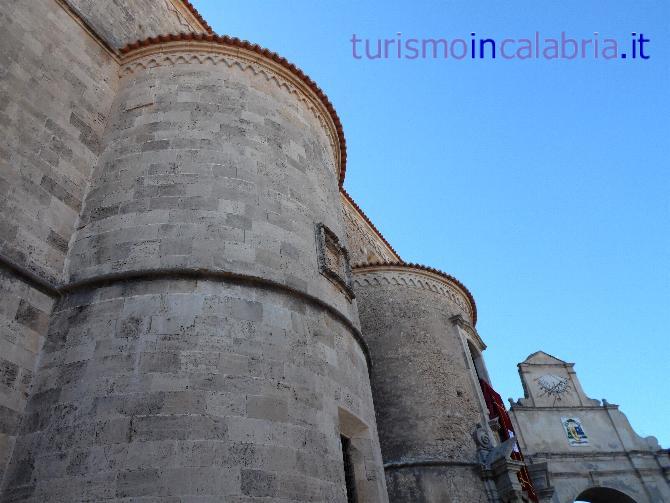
(67, 42), (356, 321)
(2, 279), (386, 501)
(0, 268), (54, 487)
(0, 0), (118, 284)
(353, 265), (488, 503)
(64, 0), (207, 49)
(0, 0), (119, 483)
(1, 38), (388, 502)
(341, 193), (399, 265)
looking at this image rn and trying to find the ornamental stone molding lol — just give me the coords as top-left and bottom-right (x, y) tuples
(352, 264), (475, 323)
(451, 313), (487, 351)
(118, 38), (343, 182)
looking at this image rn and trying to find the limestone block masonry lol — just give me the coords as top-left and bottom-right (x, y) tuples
(0, 33), (388, 502)
(63, 0), (212, 49)
(352, 263), (489, 503)
(0, 269), (54, 487)
(0, 0), (119, 486)
(6, 3), (667, 503)
(340, 190), (400, 265)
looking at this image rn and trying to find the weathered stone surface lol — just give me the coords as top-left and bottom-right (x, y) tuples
(0, 0), (118, 285)
(0, 16), (92, 469)
(1, 280), (385, 501)
(0, 268), (54, 486)
(353, 265), (490, 502)
(341, 193), (399, 265)
(0, 15), (388, 500)
(385, 466), (489, 503)
(64, 0), (207, 49)
(7, 2), (667, 503)
(68, 46), (357, 323)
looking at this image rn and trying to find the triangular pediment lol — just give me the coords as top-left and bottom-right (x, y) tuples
(523, 350), (567, 365)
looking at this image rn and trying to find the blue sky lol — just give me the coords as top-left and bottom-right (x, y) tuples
(192, 0), (670, 446)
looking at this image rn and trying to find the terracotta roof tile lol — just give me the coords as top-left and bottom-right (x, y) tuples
(120, 33), (347, 186)
(352, 261), (478, 325)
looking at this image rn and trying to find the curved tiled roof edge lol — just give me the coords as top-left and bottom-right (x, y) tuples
(178, 0), (213, 34)
(340, 188), (401, 262)
(351, 261), (477, 325)
(119, 32), (347, 186)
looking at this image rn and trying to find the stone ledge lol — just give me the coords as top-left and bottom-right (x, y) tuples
(352, 261), (477, 325)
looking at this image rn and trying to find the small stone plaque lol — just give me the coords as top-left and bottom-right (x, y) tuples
(315, 223), (354, 299)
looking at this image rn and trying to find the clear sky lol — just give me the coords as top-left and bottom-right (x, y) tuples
(192, 0), (670, 447)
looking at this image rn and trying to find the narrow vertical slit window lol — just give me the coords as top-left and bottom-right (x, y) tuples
(341, 435), (358, 503)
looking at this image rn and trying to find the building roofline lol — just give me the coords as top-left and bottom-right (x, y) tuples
(176, 0), (213, 34)
(352, 261), (477, 325)
(56, 0), (119, 57)
(120, 33), (347, 186)
(340, 188), (402, 262)
(519, 350), (572, 367)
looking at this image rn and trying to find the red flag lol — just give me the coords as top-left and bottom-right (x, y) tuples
(479, 379), (539, 502)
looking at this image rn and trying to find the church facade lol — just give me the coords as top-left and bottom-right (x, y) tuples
(509, 352), (670, 503)
(0, 2), (666, 502)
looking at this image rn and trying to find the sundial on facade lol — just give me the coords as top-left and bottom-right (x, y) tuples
(535, 374), (571, 402)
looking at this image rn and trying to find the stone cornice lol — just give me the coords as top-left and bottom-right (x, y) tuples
(510, 404), (616, 411)
(451, 314), (486, 351)
(352, 262), (477, 325)
(0, 251), (371, 372)
(518, 361), (576, 368)
(0, 252), (60, 298)
(529, 450), (666, 460)
(119, 34), (346, 186)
